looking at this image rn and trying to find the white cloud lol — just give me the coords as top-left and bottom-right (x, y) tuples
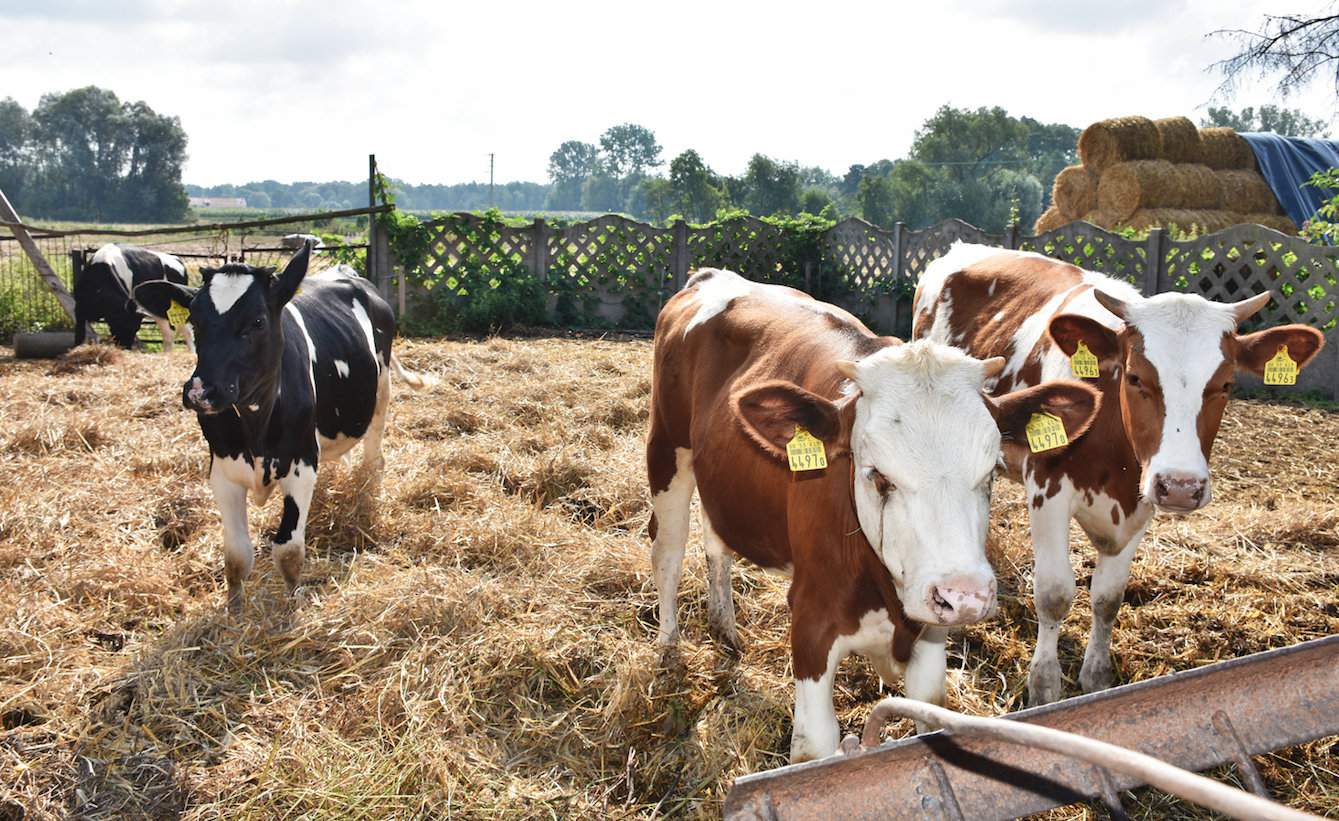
(0, 0), (1332, 186)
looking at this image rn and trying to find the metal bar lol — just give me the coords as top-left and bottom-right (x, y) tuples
(0, 203), (395, 238)
(1212, 711), (1271, 799)
(724, 634), (1339, 821)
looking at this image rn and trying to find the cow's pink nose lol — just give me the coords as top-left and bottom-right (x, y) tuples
(1152, 471), (1208, 512)
(926, 576), (997, 625)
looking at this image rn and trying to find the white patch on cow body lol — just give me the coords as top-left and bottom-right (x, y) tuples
(1125, 293), (1236, 498)
(333, 359), (350, 378)
(650, 447), (695, 645)
(987, 278), (997, 296)
(213, 454), (260, 491)
(285, 303), (319, 399)
(916, 242), (1013, 318)
(350, 299), (380, 372)
(92, 244), (134, 296)
(318, 432), (358, 462)
(208, 274), (255, 315)
(992, 310), (1005, 322)
(844, 339), (999, 624)
(685, 269), (754, 334)
(154, 251), (185, 276)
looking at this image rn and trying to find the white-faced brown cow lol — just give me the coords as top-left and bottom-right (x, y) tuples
(914, 243), (1325, 705)
(647, 267), (1101, 761)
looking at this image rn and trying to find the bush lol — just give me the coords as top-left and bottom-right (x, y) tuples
(402, 264), (546, 336)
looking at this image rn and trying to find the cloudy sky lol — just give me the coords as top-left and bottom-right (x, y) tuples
(2, 0), (1333, 186)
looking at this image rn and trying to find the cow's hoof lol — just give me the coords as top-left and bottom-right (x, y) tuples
(709, 622), (742, 657)
(1079, 657), (1115, 694)
(1027, 668), (1063, 706)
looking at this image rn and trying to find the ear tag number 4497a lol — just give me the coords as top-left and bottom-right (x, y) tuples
(1025, 412), (1068, 454)
(1263, 345), (1298, 386)
(1070, 341), (1100, 379)
(786, 426), (828, 472)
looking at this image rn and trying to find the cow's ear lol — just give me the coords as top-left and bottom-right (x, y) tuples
(134, 281), (197, 315)
(733, 380), (851, 461)
(1235, 325), (1325, 376)
(270, 244), (310, 306)
(988, 380), (1101, 449)
(1048, 314), (1120, 362)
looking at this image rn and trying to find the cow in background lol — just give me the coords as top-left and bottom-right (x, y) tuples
(138, 245), (435, 612)
(914, 243), (1324, 705)
(74, 244), (194, 352)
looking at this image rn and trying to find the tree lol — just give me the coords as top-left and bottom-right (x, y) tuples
(841, 164), (866, 196)
(598, 123), (662, 179)
(742, 154), (801, 216)
(1213, 10), (1339, 98)
(0, 98), (32, 204)
(1201, 105), (1328, 137)
(668, 149), (724, 222)
(633, 177), (678, 222)
(546, 140), (599, 210)
(581, 173), (622, 212)
(857, 173), (895, 227)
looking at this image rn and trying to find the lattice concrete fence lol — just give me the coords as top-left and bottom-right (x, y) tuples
(396, 214), (1339, 398)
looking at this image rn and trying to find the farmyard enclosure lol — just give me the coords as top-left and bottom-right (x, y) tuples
(1, 337), (1336, 819)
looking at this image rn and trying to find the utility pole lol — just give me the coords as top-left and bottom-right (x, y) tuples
(489, 153), (495, 206)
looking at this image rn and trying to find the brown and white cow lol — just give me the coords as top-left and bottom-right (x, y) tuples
(914, 243), (1325, 705)
(647, 267), (1100, 761)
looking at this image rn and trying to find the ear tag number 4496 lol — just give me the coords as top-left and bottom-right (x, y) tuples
(1070, 341), (1100, 379)
(1263, 345), (1298, 386)
(1025, 412), (1068, 454)
(786, 426), (828, 472)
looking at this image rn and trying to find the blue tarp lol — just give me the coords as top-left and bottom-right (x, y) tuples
(1239, 132), (1339, 228)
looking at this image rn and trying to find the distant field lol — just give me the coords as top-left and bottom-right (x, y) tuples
(2, 337), (1336, 819)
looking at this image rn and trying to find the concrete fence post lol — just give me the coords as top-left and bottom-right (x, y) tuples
(891, 222), (907, 337)
(1143, 228), (1166, 296)
(671, 219), (689, 291)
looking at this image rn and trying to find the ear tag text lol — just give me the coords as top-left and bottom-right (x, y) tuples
(167, 301), (190, 327)
(786, 426), (828, 472)
(1070, 341), (1100, 379)
(1025, 412), (1068, 454)
(1263, 345), (1298, 386)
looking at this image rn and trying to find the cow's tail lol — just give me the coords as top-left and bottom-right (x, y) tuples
(389, 354), (438, 389)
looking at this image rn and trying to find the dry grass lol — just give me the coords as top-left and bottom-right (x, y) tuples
(1, 338), (1336, 820)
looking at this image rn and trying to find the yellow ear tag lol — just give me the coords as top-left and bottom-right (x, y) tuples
(167, 301), (190, 327)
(1263, 345), (1298, 386)
(786, 426), (828, 472)
(1070, 341), (1100, 379)
(1025, 412), (1069, 454)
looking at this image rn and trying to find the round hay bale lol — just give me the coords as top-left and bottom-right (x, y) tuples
(1077, 117), (1162, 173)
(1154, 117), (1203, 164)
(1079, 209), (1123, 229)
(1217, 170), (1282, 214)
(1034, 205), (1067, 234)
(1197, 128), (1255, 169)
(1236, 213), (1298, 234)
(1097, 161), (1222, 219)
(1052, 166), (1098, 220)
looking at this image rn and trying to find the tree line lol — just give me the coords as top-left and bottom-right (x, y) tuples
(1, 87), (190, 222)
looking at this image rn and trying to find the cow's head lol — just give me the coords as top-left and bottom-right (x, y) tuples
(1048, 290), (1324, 513)
(137, 245), (310, 415)
(733, 339), (1100, 626)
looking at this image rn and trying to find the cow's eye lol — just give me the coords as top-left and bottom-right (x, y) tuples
(868, 468), (895, 496)
(1221, 381), (1234, 395)
(1126, 372), (1142, 388)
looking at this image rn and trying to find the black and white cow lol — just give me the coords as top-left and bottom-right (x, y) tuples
(74, 243), (195, 352)
(138, 245), (433, 611)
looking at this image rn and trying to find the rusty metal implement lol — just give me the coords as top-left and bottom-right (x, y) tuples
(724, 634), (1339, 820)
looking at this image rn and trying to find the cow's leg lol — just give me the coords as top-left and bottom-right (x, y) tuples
(154, 317), (174, 353)
(360, 366), (391, 475)
(1027, 491), (1077, 706)
(790, 610), (841, 762)
(210, 459), (253, 613)
(647, 443), (694, 647)
(700, 508), (740, 653)
(273, 460), (317, 596)
(1080, 520), (1150, 693)
(904, 627), (948, 733)
(178, 321), (195, 355)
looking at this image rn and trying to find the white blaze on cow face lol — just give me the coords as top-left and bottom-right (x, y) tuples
(208, 273), (255, 315)
(841, 340), (999, 626)
(1117, 293), (1238, 511)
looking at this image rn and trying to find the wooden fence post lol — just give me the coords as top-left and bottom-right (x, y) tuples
(0, 186), (76, 321)
(1143, 229), (1165, 296)
(890, 222), (906, 336)
(531, 218), (549, 282)
(671, 219), (689, 291)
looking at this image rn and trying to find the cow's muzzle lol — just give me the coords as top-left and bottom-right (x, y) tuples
(183, 376), (227, 415)
(1151, 471), (1210, 513)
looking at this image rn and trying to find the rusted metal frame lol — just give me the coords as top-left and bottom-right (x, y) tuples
(724, 634), (1339, 821)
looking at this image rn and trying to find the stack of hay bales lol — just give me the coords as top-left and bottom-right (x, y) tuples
(1036, 116), (1297, 235)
